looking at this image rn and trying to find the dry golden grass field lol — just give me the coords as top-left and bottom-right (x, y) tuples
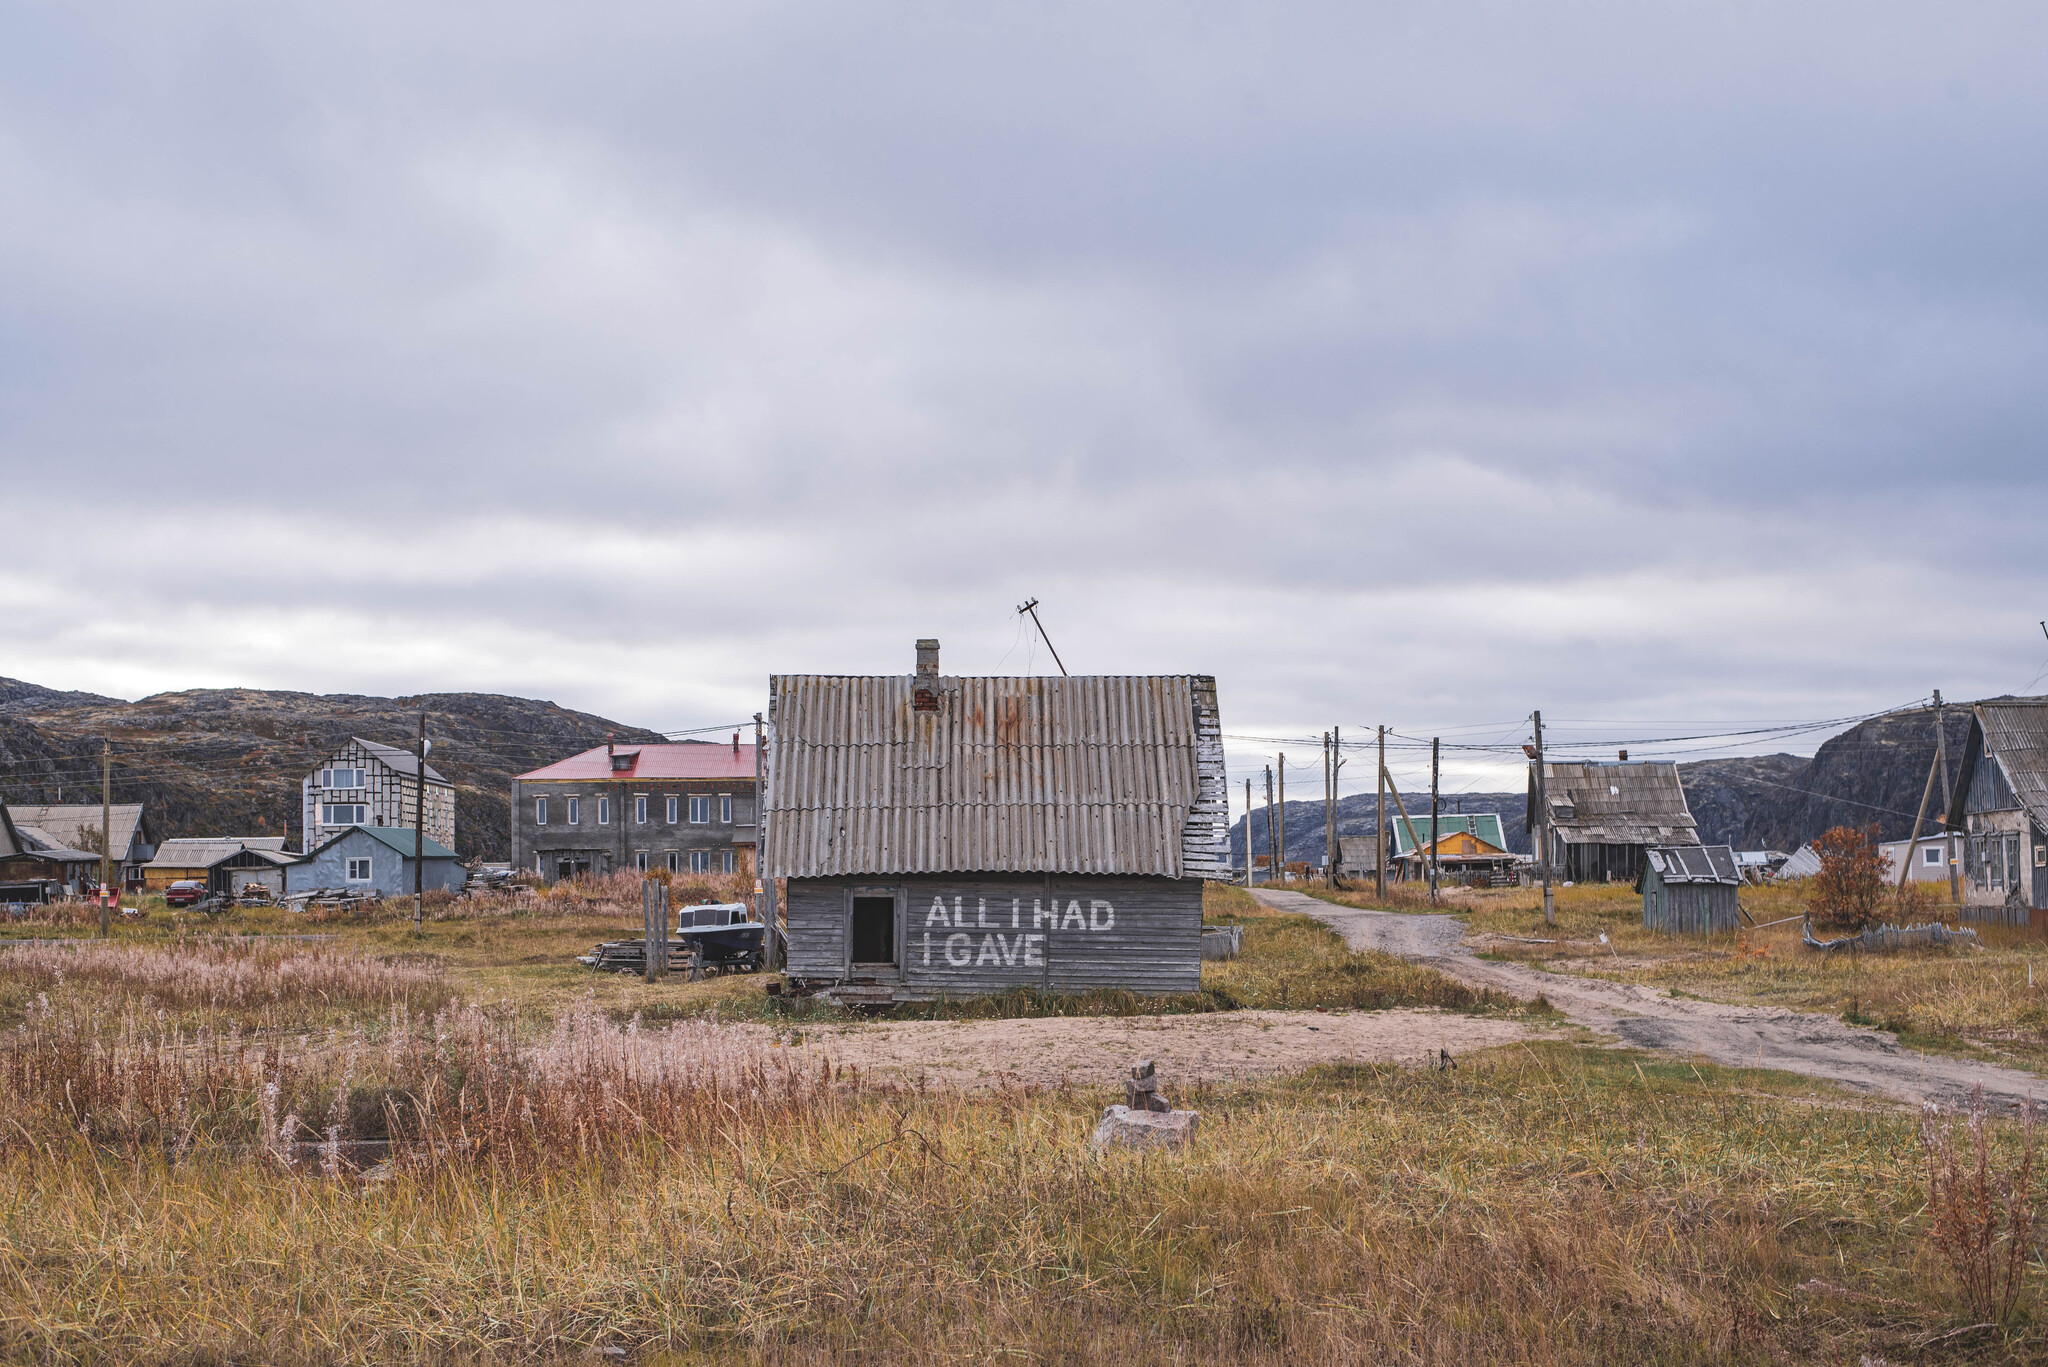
(0, 877), (2043, 1363)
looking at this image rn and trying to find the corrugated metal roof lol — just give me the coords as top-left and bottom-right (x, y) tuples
(763, 673), (1228, 879)
(1972, 698), (2048, 830)
(1528, 760), (1700, 847)
(516, 742), (758, 782)
(1645, 844), (1740, 884)
(149, 836), (293, 868)
(11, 826), (101, 862)
(1387, 813), (1508, 857)
(307, 825), (458, 860)
(352, 737), (450, 784)
(5, 803), (149, 855)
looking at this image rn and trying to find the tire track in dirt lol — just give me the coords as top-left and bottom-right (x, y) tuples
(1253, 887), (2045, 1110)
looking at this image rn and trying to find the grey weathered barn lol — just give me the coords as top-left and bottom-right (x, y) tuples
(1529, 760), (1701, 884)
(765, 642), (1229, 1002)
(1640, 843), (1743, 934)
(1943, 696), (2048, 925)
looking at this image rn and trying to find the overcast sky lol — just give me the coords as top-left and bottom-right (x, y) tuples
(4, 2), (2046, 804)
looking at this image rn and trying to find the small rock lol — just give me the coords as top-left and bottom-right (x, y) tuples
(1091, 1104), (1200, 1151)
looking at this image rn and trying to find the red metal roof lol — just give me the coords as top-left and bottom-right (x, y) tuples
(516, 742), (758, 782)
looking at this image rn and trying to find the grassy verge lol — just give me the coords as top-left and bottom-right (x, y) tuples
(4, 1040), (2036, 1364)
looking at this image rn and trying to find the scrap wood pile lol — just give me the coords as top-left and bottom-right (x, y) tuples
(578, 940), (702, 977)
(281, 889), (382, 916)
(1801, 919), (1985, 953)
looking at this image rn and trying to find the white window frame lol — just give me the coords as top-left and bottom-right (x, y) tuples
(719, 793), (733, 824)
(535, 797), (548, 826)
(721, 849), (735, 873)
(635, 795), (648, 824)
(634, 851), (648, 872)
(322, 803), (366, 826)
(666, 852), (680, 872)
(598, 796), (611, 825)
(344, 856), (372, 882)
(567, 797), (581, 825)
(690, 850), (710, 873)
(689, 795), (710, 825)
(1924, 845), (1941, 866)
(666, 795), (679, 824)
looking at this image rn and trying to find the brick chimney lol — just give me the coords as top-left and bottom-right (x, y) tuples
(916, 639), (940, 677)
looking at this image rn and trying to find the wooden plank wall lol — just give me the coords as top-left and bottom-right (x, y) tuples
(786, 874), (1202, 995)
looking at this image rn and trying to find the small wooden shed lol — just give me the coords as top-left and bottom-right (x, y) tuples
(1640, 844), (1742, 934)
(764, 641), (1229, 1003)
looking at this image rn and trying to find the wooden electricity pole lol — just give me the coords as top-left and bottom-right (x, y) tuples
(1243, 778), (1254, 886)
(413, 713), (426, 936)
(1277, 754), (1287, 881)
(99, 741), (112, 937)
(756, 711), (779, 969)
(1323, 732), (1333, 884)
(1263, 766), (1275, 883)
(1533, 710), (1555, 927)
(1375, 727), (1387, 897)
(1429, 737), (1441, 903)
(1330, 726), (1344, 887)
(1936, 690), (1960, 905)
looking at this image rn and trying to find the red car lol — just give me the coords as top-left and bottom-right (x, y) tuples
(163, 880), (210, 907)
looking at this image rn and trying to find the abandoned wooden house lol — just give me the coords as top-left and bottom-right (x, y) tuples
(0, 806), (102, 901)
(1942, 696), (2048, 923)
(144, 837), (300, 896)
(512, 738), (758, 882)
(765, 640), (1229, 1003)
(1384, 813), (1517, 885)
(300, 738), (455, 854)
(3, 803), (158, 888)
(1528, 759), (1701, 883)
(1639, 843), (1743, 934)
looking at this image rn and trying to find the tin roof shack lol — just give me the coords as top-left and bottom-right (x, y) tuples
(513, 739), (758, 881)
(765, 641), (1229, 1004)
(1529, 760), (1701, 884)
(1640, 844), (1743, 934)
(145, 837), (300, 896)
(1381, 813), (1515, 884)
(298, 826), (463, 899)
(1942, 697), (2048, 924)
(0, 804), (101, 900)
(4, 803), (158, 887)
(301, 737), (455, 855)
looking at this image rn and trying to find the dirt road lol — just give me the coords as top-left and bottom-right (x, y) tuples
(1254, 887), (2044, 1110)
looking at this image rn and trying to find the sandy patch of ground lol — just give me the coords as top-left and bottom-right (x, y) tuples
(760, 1008), (1548, 1090)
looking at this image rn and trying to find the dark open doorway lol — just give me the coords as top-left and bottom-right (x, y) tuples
(850, 895), (897, 966)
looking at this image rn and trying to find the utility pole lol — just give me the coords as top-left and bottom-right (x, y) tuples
(1330, 726), (1344, 887)
(99, 741), (112, 936)
(1323, 732), (1333, 885)
(413, 713), (426, 936)
(1429, 737), (1441, 903)
(1243, 778), (1254, 886)
(1278, 754), (1287, 881)
(1263, 766), (1275, 884)
(1532, 710), (1555, 927)
(1375, 726), (1387, 898)
(756, 711), (779, 969)
(1936, 689), (1960, 906)
(1015, 598), (1068, 676)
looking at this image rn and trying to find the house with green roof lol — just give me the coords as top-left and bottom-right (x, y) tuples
(297, 825), (464, 898)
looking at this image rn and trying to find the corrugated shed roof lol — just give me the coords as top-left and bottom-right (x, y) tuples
(307, 825), (458, 860)
(1646, 844), (1741, 884)
(1528, 760), (1700, 847)
(5, 803), (150, 854)
(763, 673), (1228, 879)
(11, 826), (101, 862)
(516, 742), (757, 782)
(149, 836), (293, 868)
(1967, 699), (2048, 830)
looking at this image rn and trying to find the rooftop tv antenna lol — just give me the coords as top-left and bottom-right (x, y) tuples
(1016, 597), (1068, 676)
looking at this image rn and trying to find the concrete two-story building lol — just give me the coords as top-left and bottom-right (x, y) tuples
(512, 739), (758, 881)
(300, 737), (455, 854)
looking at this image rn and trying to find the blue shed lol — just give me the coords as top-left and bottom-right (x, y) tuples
(297, 826), (464, 898)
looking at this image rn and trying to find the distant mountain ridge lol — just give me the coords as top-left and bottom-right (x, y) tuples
(0, 678), (668, 861)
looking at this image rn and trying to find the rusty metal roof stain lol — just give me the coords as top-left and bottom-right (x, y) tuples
(763, 673), (1228, 879)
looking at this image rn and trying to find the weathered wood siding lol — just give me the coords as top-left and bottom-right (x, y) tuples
(1641, 875), (1740, 934)
(785, 874), (1202, 995)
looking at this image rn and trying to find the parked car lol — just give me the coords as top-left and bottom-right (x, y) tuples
(163, 880), (210, 907)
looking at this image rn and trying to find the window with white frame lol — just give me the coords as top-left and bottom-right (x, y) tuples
(689, 795), (710, 824)
(634, 851), (648, 872)
(635, 795), (648, 824)
(567, 797), (581, 824)
(666, 795), (679, 824)
(690, 850), (710, 873)
(597, 797), (611, 825)
(719, 793), (733, 824)
(322, 803), (367, 826)
(721, 849), (735, 873)
(322, 768), (366, 790)
(1924, 845), (1941, 866)
(535, 797), (548, 825)
(666, 852), (680, 872)
(344, 857), (372, 881)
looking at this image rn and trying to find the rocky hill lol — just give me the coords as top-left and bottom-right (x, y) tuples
(0, 679), (674, 861)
